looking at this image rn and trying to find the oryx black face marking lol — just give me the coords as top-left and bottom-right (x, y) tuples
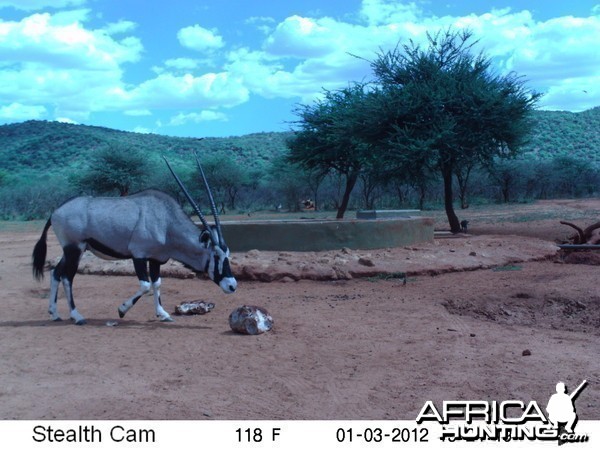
(213, 256), (235, 292)
(31, 154), (236, 325)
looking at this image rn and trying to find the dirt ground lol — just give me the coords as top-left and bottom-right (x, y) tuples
(0, 199), (599, 420)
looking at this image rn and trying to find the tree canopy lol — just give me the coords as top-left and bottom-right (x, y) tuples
(287, 82), (380, 218)
(72, 145), (150, 196)
(287, 28), (541, 229)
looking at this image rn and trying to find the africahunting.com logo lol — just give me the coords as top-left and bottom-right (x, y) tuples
(416, 380), (589, 444)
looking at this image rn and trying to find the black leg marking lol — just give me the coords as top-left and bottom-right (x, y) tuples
(149, 259), (161, 283)
(63, 244), (81, 283)
(62, 244), (85, 325)
(53, 257), (65, 280)
(133, 258), (149, 282)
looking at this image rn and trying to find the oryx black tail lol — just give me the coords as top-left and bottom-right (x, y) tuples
(32, 218), (52, 281)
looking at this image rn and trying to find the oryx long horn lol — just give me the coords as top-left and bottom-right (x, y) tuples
(163, 157), (214, 238)
(582, 221), (600, 242)
(194, 152), (224, 243)
(560, 221), (585, 244)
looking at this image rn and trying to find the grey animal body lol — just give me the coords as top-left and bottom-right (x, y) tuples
(32, 188), (236, 325)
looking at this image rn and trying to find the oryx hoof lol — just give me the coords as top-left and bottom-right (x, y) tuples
(75, 319), (87, 326)
(51, 316), (62, 322)
(118, 308), (126, 319)
(159, 315), (174, 322)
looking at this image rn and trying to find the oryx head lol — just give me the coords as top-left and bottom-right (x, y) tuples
(164, 154), (237, 294)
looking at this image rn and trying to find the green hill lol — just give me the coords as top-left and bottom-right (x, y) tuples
(522, 107), (600, 164)
(0, 120), (292, 175)
(0, 107), (599, 219)
(1, 107), (599, 177)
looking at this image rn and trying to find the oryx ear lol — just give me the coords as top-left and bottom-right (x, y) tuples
(200, 230), (211, 245)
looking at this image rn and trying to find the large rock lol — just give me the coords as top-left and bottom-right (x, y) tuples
(229, 305), (273, 335)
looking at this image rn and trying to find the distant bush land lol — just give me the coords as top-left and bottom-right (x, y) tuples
(0, 106), (599, 220)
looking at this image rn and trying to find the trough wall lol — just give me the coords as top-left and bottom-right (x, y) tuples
(220, 217), (434, 252)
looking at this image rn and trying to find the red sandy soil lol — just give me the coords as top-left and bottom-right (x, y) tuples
(0, 199), (598, 420)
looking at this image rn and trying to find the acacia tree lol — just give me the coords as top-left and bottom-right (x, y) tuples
(287, 83), (378, 218)
(198, 154), (251, 212)
(73, 144), (149, 196)
(371, 29), (541, 232)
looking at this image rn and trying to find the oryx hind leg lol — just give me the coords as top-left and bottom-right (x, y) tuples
(150, 259), (173, 322)
(48, 263), (63, 321)
(61, 244), (86, 325)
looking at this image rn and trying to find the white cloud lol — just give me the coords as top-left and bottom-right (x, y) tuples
(113, 72), (249, 111)
(0, 0), (87, 10)
(0, 11), (144, 122)
(1, 0), (598, 131)
(177, 25), (224, 52)
(539, 76), (600, 111)
(246, 16), (276, 35)
(167, 110), (228, 127)
(0, 102), (46, 120)
(0, 13), (142, 70)
(132, 126), (152, 134)
(360, 0), (421, 26)
(124, 109), (152, 116)
(164, 58), (200, 70)
(55, 117), (78, 124)
(264, 15), (338, 58)
(449, 10), (600, 110)
(103, 20), (137, 36)
(242, 1), (600, 111)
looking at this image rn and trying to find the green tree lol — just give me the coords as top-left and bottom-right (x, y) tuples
(199, 154), (251, 212)
(0, 169), (8, 187)
(73, 145), (149, 196)
(550, 156), (599, 198)
(371, 29), (541, 232)
(287, 83), (378, 218)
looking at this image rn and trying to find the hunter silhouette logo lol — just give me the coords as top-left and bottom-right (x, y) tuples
(416, 379), (590, 443)
(546, 380), (588, 444)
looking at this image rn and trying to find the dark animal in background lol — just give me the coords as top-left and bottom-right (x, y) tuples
(460, 220), (469, 233)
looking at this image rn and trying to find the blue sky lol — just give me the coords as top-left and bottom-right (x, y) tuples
(0, 0), (598, 137)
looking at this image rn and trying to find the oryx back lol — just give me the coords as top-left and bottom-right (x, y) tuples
(52, 190), (195, 262)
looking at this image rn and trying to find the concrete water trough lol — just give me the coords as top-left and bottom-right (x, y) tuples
(220, 212), (434, 252)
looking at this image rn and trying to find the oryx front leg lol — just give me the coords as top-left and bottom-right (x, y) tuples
(118, 280), (151, 318)
(151, 278), (172, 322)
(150, 260), (173, 322)
(118, 258), (153, 318)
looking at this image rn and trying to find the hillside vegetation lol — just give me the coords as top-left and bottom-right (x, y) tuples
(0, 120), (291, 174)
(524, 107), (600, 164)
(1, 107), (599, 175)
(0, 107), (599, 220)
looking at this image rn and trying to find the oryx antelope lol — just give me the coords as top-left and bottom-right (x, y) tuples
(32, 155), (236, 325)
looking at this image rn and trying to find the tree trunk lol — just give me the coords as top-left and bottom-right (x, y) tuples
(416, 180), (427, 210)
(336, 171), (359, 219)
(442, 166), (461, 233)
(455, 163), (473, 210)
